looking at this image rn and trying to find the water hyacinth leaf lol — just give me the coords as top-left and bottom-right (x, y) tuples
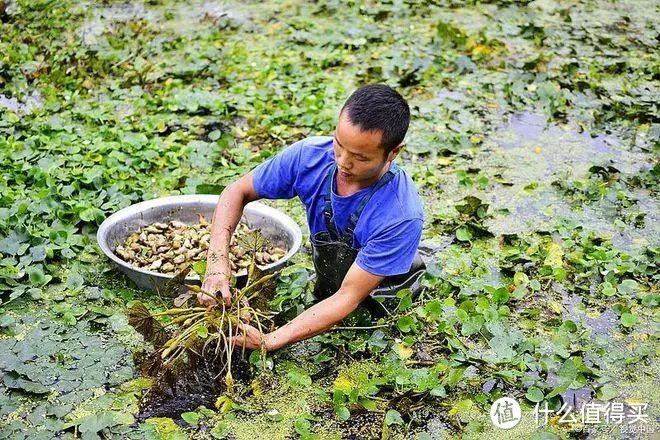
(526, 387), (545, 402)
(79, 207), (105, 223)
(397, 289), (413, 311)
(557, 358), (578, 382)
(393, 342), (414, 359)
(597, 384), (619, 401)
(456, 227), (472, 242)
(192, 261), (207, 280)
(552, 267), (567, 281)
(601, 282), (617, 296)
(397, 316), (416, 333)
(128, 302), (167, 346)
(448, 399), (473, 417)
(461, 315), (484, 336)
(196, 325), (209, 338)
(491, 287), (509, 303)
(26, 266), (51, 287)
(286, 365), (312, 387)
(196, 183), (224, 194)
(30, 246), (47, 262)
(335, 405), (350, 421)
(360, 398), (378, 411)
(385, 409), (404, 425)
(617, 279), (638, 296)
(66, 271), (85, 291)
(77, 411), (117, 434)
(543, 242), (564, 268)
(454, 196), (487, 218)
(513, 272), (529, 286)
(445, 367), (465, 387)
(619, 312), (637, 328)
(181, 411), (201, 425)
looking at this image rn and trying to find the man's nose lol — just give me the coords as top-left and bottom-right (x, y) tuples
(339, 159), (353, 170)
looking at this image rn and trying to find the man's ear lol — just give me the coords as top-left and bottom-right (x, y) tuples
(387, 142), (405, 162)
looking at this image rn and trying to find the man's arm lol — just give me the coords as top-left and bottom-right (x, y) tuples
(200, 172), (260, 306)
(232, 263), (385, 351)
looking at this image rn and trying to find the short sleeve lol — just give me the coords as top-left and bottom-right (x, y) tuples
(355, 218), (423, 277)
(252, 140), (305, 199)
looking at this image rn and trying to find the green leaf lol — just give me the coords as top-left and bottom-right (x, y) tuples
(456, 227), (472, 241)
(196, 183), (224, 194)
(397, 289), (413, 311)
(196, 325), (209, 338)
(78, 411), (116, 433)
(66, 271), (85, 291)
(617, 279), (638, 296)
(546, 380), (570, 399)
(181, 411), (201, 425)
(597, 384), (619, 401)
(79, 207), (105, 223)
(526, 387), (545, 402)
(30, 246), (47, 262)
(557, 358), (578, 382)
(286, 366), (312, 387)
(620, 312), (637, 328)
(552, 267), (567, 281)
(513, 272), (529, 286)
(491, 287), (509, 303)
(359, 398), (378, 411)
(210, 422), (230, 439)
(294, 417), (311, 435)
(461, 315), (484, 336)
(385, 409), (404, 426)
(192, 261), (207, 279)
(456, 308), (469, 322)
(335, 405), (350, 421)
(448, 399), (473, 416)
(560, 320), (577, 333)
(396, 316), (416, 333)
(26, 266), (52, 287)
(445, 367), (465, 387)
(601, 282), (616, 296)
(423, 300), (442, 319)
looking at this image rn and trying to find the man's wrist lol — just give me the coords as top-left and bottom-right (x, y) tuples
(207, 250), (228, 263)
(264, 331), (284, 352)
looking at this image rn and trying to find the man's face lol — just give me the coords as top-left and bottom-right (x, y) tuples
(333, 111), (400, 185)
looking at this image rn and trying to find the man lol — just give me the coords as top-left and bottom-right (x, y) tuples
(198, 84), (424, 351)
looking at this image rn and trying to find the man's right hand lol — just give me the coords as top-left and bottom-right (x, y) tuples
(199, 274), (232, 306)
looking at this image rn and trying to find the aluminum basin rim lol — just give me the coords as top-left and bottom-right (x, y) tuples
(96, 195), (302, 283)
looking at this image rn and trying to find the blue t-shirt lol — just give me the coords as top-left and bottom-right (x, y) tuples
(252, 136), (424, 277)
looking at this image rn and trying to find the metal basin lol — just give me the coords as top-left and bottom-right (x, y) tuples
(96, 195), (302, 294)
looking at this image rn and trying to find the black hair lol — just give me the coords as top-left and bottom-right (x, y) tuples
(340, 84), (410, 154)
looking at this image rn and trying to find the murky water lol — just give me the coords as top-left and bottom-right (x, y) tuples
(472, 112), (659, 253)
(137, 356), (251, 424)
(0, 90), (42, 114)
(78, 0), (251, 45)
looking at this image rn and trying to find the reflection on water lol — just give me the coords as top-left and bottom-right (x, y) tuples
(479, 112), (658, 254)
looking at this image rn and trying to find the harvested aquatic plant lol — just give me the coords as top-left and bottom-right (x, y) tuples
(114, 215), (287, 274)
(128, 232), (280, 393)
